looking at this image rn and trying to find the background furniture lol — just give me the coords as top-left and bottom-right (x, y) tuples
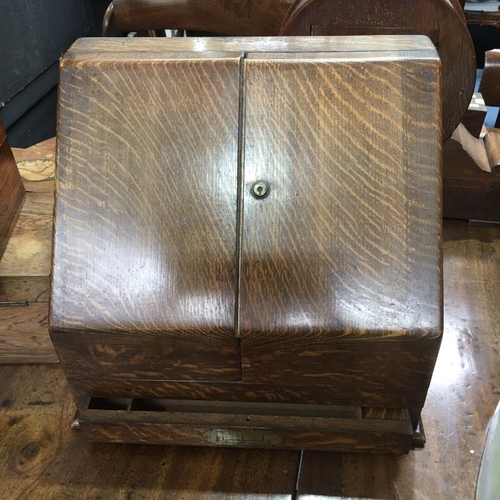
(0, 119), (24, 258)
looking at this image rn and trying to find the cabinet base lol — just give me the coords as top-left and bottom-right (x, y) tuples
(73, 397), (424, 454)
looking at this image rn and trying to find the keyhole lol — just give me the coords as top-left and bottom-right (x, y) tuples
(251, 181), (270, 199)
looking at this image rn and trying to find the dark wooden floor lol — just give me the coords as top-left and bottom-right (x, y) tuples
(0, 219), (498, 499)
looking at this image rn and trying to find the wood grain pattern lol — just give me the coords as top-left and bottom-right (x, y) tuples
(16, 160), (55, 194)
(297, 220), (500, 499)
(111, 0), (476, 137)
(12, 137), (56, 194)
(71, 399), (417, 455)
(73, 398), (415, 455)
(63, 35), (439, 60)
(52, 52), (242, 358)
(239, 51), (442, 343)
(239, 49), (442, 391)
(0, 120), (25, 259)
(52, 330), (241, 381)
(0, 276), (49, 303)
(69, 376), (429, 410)
(0, 365), (300, 499)
(0, 141), (55, 364)
(0, 304), (57, 363)
(443, 137), (500, 222)
(11, 138), (56, 163)
(0, 192), (53, 278)
(486, 127), (500, 169)
(479, 49), (500, 108)
(52, 38), (442, 450)
(240, 339), (441, 403)
(77, 416), (414, 453)
(0, 219), (498, 497)
(280, 0), (476, 140)
(113, 0), (296, 34)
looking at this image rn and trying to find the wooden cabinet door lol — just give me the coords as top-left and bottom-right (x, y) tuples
(51, 49), (243, 381)
(239, 50), (442, 384)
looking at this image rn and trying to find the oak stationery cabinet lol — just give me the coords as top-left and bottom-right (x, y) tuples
(51, 36), (442, 453)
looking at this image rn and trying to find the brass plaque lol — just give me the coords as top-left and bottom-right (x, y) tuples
(204, 429), (284, 447)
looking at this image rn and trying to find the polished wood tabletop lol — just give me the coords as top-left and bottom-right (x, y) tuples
(1, 218), (498, 499)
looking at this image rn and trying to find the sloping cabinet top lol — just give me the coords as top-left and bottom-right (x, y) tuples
(51, 36), (442, 384)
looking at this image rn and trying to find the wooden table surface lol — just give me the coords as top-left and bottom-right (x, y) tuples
(0, 138), (56, 363)
(0, 140), (499, 499)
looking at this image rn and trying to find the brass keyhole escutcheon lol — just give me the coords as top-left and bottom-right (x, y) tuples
(250, 180), (270, 199)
